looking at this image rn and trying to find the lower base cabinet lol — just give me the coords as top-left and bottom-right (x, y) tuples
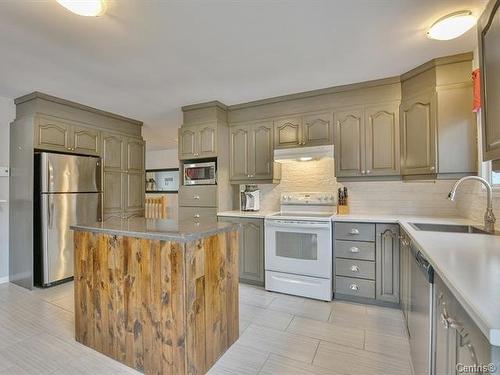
(434, 274), (498, 374)
(218, 216), (264, 286)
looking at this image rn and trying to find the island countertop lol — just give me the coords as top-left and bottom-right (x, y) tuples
(70, 217), (240, 242)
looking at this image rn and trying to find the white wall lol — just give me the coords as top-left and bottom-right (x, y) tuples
(0, 96), (15, 283)
(145, 148), (179, 170)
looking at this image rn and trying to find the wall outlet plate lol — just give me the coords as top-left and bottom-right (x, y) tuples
(0, 167), (9, 177)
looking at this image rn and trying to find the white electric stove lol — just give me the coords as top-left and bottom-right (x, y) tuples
(264, 192), (336, 301)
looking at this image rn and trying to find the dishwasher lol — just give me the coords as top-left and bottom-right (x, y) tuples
(408, 243), (435, 375)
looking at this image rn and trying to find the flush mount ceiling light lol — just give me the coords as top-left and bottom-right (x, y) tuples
(427, 11), (476, 40)
(56, 0), (106, 17)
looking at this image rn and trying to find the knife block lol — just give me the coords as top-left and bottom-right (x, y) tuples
(337, 204), (349, 215)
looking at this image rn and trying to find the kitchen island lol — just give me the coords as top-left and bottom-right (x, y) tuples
(70, 217), (240, 375)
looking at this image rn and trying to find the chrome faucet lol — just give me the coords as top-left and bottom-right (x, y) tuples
(448, 176), (496, 233)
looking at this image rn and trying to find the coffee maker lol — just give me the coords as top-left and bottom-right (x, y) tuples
(240, 185), (260, 211)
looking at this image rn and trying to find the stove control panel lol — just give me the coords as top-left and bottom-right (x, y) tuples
(281, 192), (336, 205)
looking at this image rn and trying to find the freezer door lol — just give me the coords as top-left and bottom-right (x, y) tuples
(41, 152), (101, 193)
(41, 192), (101, 285)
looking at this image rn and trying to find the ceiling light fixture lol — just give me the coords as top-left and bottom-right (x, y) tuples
(427, 11), (476, 40)
(298, 157), (313, 162)
(56, 0), (107, 17)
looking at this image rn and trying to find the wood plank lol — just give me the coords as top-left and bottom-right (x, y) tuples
(140, 238), (153, 374)
(170, 242), (186, 375)
(225, 231), (240, 345)
(160, 241), (174, 375)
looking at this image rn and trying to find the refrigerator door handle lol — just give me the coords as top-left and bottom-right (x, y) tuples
(48, 195), (54, 229)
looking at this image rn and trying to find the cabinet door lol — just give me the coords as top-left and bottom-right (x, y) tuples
(250, 122), (273, 179)
(480, 1), (500, 161)
(35, 116), (71, 152)
(124, 138), (145, 212)
(230, 125), (250, 180)
(72, 126), (100, 156)
(435, 281), (457, 375)
(102, 133), (124, 170)
(274, 117), (302, 149)
(218, 217), (264, 285)
(334, 108), (364, 177)
(365, 105), (400, 176)
(179, 127), (197, 160)
(198, 124), (217, 158)
(302, 112), (333, 146)
(401, 93), (437, 175)
(375, 224), (400, 303)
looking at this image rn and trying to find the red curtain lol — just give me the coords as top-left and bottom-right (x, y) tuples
(472, 68), (481, 112)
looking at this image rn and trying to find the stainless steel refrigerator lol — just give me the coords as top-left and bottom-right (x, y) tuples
(34, 152), (102, 287)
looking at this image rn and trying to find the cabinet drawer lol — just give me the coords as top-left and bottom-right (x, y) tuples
(179, 185), (217, 207)
(336, 259), (375, 280)
(335, 222), (375, 241)
(179, 207), (217, 222)
(335, 240), (375, 261)
(335, 276), (375, 299)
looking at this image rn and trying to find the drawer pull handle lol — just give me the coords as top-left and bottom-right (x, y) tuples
(193, 214), (200, 218)
(350, 228), (360, 235)
(349, 284), (359, 291)
(193, 195), (200, 200)
(350, 265), (360, 272)
(350, 247), (359, 253)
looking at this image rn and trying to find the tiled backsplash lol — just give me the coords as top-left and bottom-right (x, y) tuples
(255, 158), (460, 217)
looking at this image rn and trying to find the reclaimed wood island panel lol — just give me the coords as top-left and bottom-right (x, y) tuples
(70, 218), (240, 375)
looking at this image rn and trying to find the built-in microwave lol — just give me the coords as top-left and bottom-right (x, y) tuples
(183, 161), (216, 185)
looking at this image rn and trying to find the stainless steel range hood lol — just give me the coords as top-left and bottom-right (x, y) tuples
(274, 145), (334, 163)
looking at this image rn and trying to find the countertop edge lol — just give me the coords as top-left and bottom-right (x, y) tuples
(70, 222), (241, 243)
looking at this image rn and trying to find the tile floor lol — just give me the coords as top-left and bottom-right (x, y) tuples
(0, 281), (412, 375)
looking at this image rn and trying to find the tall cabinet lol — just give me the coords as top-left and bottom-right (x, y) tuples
(10, 92), (145, 289)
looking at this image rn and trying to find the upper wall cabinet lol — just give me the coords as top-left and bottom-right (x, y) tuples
(230, 121), (280, 183)
(400, 53), (477, 179)
(334, 104), (399, 179)
(35, 115), (100, 156)
(178, 122), (218, 160)
(274, 112), (333, 149)
(479, 0), (500, 162)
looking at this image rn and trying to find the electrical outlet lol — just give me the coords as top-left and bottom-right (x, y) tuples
(0, 167), (9, 177)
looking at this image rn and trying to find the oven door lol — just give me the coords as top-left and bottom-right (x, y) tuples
(265, 220), (332, 278)
(183, 162), (216, 185)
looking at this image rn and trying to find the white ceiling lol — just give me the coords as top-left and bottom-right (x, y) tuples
(0, 0), (487, 150)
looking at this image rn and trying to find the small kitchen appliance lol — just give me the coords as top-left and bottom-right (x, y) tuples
(183, 160), (216, 186)
(265, 192), (336, 301)
(240, 185), (260, 211)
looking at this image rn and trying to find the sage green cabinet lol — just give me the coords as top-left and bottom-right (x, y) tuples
(335, 105), (400, 179)
(479, 0), (500, 162)
(375, 224), (400, 304)
(400, 92), (437, 176)
(365, 104), (400, 176)
(102, 132), (145, 218)
(35, 115), (100, 156)
(218, 216), (264, 285)
(178, 122), (217, 160)
(399, 229), (411, 324)
(230, 121), (278, 183)
(334, 108), (364, 177)
(274, 112), (333, 149)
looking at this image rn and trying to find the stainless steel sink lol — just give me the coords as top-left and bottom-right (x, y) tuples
(409, 223), (495, 235)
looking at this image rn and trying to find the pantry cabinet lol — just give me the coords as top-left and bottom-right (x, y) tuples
(274, 112), (333, 149)
(230, 121), (279, 183)
(178, 122), (217, 160)
(102, 132), (145, 218)
(334, 104), (399, 179)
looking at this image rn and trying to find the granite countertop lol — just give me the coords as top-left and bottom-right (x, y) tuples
(70, 217), (240, 243)
(332, 214), (500, 346)
(217, 210), (279, 219)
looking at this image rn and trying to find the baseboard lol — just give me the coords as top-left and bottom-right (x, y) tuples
(0, 276), (9, 284)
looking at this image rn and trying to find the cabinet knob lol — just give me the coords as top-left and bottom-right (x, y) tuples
(349, 284), (359, 291)
(349, 246), (360, 253)
(350, 265), (360, 272)
(430, 166), (435, 171)
(361, 170), (366, 175)
(193, 214), (200, 218)
(193, 195), (200, 200)
(349, 228), (360, 235)
(366, 170), (371, 174)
